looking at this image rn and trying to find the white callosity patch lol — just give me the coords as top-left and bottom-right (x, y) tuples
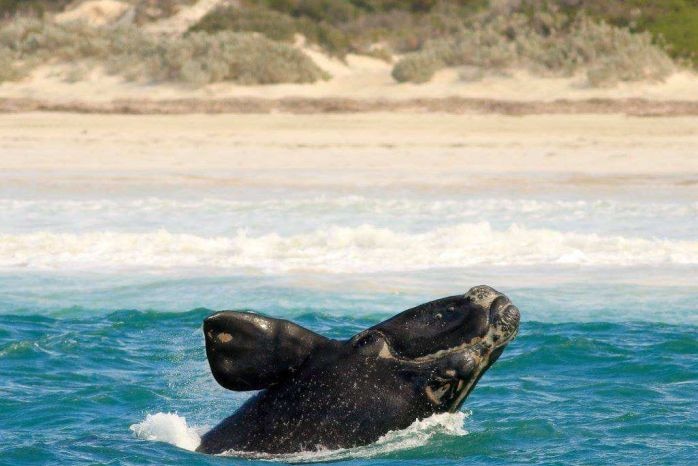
(1, 223), (697, 273)
(129, 412), (202, 451)
(466, 285), (499, 310)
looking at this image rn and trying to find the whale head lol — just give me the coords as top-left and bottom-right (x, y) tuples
(358, 285), (520, 412)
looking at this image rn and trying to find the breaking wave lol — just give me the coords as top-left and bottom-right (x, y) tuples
(1, 223), (696, 273)
(2, 196), (695, 216)
(2, 196), (696, 238)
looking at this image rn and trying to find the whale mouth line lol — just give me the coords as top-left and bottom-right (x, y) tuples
(375, 309), (519, 365)
(371, 328), (484, 364)
(447, 345), (506, 413)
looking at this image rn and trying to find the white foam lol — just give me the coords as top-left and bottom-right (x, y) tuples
(2, 197), (695, 227)
(129, 412), (201, 451)
(0, 223), (696, 273)
(222, 411), (468, 463)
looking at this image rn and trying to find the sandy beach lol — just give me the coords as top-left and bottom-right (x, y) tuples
(2, 112), (697, 200)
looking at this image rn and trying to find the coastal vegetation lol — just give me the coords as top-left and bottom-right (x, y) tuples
(391, 9), (674, 86)
(0, 18), (327, 84)
(0, 0), (694, 86)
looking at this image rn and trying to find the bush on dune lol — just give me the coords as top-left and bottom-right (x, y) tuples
(0, 0), (196, 21)
(392, 8), (675, 87)
(339, 5), (474, 54)
(0, 0), (71, 17)
(189, 1), (486, 58)
(0, 0), (688, 88)
(189, 5), (299, 42)
(189, 4), (353, 57)
(188, 1), (681, 86)
(0, 18), (329, 85)
(109, 29), (329, 85)
(554, 0), (698, 67)
(132, 0), (198, 24)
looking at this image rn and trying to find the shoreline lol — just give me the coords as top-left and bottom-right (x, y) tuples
(3, 97), (698, 116)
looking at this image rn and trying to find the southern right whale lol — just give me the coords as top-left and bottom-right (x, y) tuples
(197, 285), (520, 454)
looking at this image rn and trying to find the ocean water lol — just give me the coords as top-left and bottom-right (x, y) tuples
(1, 185), (697, 465)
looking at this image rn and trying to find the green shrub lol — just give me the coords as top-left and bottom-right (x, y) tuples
(132, 0), (198, 24)
(584, 24), (675, 87)
(189, 5), (298, 42)
(292, 0), (358, 23)
(391, 50), (443, 83)
(0, 0), (196, 21)
(190, 4), (355, 57)
(300, 18), (353, 56)
(550, 0), (698, 67)
(340, 5), (469, 54)
(0, 0), (71, 17)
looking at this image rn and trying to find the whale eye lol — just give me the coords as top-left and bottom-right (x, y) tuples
(435, 313), (443, 319)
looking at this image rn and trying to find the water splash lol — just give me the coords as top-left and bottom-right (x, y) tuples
(129, 412), (202, 451)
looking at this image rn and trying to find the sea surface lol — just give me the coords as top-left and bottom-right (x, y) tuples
(1, 181), (697, 464)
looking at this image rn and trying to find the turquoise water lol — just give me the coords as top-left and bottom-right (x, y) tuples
(1, 189), (697, 464)
(1, 291), (697, 464)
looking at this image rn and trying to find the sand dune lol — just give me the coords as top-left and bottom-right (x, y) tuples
(2, 56), (697, 109)
(3, 0), (693, 113)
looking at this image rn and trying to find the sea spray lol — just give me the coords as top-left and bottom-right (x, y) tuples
(129, 413), (202, 451)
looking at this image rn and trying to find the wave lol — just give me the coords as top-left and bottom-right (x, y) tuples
(2, 197), (695, 218)
(129, 410), (467, 462)
(2, 196), (696, 238)
(2, 196), (695, 213)
(1, 223), (696, 273)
